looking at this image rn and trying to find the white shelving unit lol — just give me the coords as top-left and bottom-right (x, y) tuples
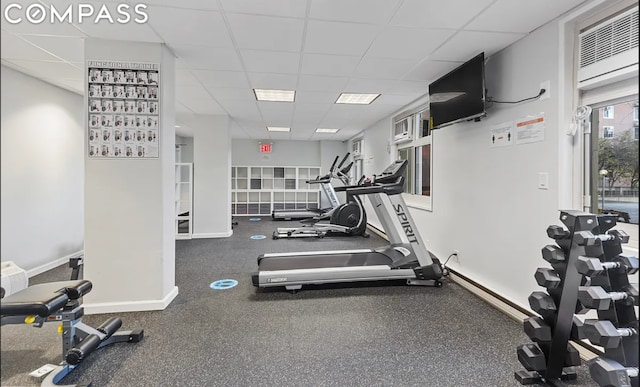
(175, 162), (193, 239)
(232, 166), (321, 216)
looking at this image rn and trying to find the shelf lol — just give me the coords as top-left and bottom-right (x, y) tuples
(231, 165), (321, 216)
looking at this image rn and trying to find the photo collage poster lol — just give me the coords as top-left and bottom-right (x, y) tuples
(87, 61), (160, 158)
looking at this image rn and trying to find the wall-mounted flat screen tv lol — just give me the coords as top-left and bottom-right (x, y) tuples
(428, 52), (486, 129)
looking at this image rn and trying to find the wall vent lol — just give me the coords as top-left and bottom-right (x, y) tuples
(577, 7), (638, 90)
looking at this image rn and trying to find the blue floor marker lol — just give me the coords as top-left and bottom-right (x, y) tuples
(249, 217), (261, 221)
(250, 234), (266, 240)
(210, 279), (238, 290)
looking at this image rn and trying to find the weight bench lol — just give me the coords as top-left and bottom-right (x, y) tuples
(1, 280), (144, 386)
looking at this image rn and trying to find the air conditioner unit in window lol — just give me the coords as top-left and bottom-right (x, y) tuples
(393, 116), (413, 144)
(352, 139), (363, 158)
(577, 6), (638, 90)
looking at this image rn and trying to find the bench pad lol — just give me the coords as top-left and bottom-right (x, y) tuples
(1, 280), (92, 317)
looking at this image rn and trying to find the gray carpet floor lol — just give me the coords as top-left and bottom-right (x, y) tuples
(1, 217), (600, 386)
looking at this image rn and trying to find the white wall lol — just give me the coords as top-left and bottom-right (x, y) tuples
(357, 18), (571, 312)
(83, 40), (177, 313)
(232, 139), (321, 166)
(1, 66), (84, 273)
(189, 115), (232, 238)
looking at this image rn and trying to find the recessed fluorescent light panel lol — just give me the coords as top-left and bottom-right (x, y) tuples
(315, 128), (340, 134)
(335, 93), (380, 104)
(254, 89), (295, 102)
(267, 127), (291, 132)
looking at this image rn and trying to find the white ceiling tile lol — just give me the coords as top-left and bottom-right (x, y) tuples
(467, 0), (588, 33)
(431, 31), (524, 62)
(402, 60), (457, 82)
(240, 50), (300, 74)
(258, 102), (295, 123)
(300, 54), (360, 76)
(170, 45), (243, 71)
(226, 14), (304, 52)
(292, 103), (330, 125)
(220, 101), (262, 120)
(176, 84), (213, 101)
(1, 3), (87, 37)
(297, 74), (349, 92)
(247, 72), (298, 90)
(385, 80), (430, 95)
(220, 0), (307, 18)
(309, 0), (402, 24)
(344, 78), (398, 94)
(1, 33), (66, 62)
(146, 7), (232, 47)
(304, 20), (380, 56)
(5, 59), (82, 79)
(182, 98), (227, 115)
(143, 0), (218, 10)
(204, 87), (255, 102)
(373, 94), (416, 106)
(353, 56), (416, 79)
(391, 0), (494, 29)
(192, 70), (249, 88)
(295, 91), (339, 104)
(366, 27), (455, 60)
(19, 35), (84, 63)
(40, 0), (162, 42)
(175, 69), (201, 86)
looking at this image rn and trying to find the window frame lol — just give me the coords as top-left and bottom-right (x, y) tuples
(393, 106), (433, 211)
(602, 126), (615, 138)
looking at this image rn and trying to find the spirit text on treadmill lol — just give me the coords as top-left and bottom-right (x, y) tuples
(393, 204), (418, 245)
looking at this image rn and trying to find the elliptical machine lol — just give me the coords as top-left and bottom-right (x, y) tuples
(272, 156), (369, 239)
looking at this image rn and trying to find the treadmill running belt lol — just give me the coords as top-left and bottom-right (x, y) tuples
(258, 252), (391, 271)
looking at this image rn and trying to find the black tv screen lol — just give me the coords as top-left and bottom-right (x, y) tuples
(428, 52), (486, 129)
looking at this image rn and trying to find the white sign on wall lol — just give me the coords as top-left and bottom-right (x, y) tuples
(515, 113), (545, 145)
(490, 121), (514, 147)
(87, 60), (160, 158)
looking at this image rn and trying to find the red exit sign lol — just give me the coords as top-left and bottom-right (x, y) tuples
(260, 143), (272, 153)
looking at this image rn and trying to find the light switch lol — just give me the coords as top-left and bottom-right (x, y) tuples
(538, 172), (549, 190)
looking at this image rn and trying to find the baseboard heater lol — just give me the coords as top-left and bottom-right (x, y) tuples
(365, 223), (603, 361)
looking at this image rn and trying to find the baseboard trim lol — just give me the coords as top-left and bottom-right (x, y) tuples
(26, 250), (84, 278)
(83, 286), (179, 315)
(192, 231), (232, 239)
(367, 221), (602, 361)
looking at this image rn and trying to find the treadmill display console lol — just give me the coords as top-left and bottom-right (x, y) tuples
(376, 160), (407, 184)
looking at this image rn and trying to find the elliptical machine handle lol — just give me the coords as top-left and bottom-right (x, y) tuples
(328, 155), (340, 173)
(336, 152), (350, 170)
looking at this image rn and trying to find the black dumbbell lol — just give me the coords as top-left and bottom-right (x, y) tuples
(588, 357), (639, 387)
(574, 230), (630, 246)
(583, 320), (638, 348)
(535, 268), (561, 289)
(542, 245), (565, 263)
(578, 286), (639, 309)
(523, 316), (551, 342)
(517, 343), (547, 371)
(528, 291), (556, 319)
(547, 225), (570, 240)
(576, 256), (639, 277)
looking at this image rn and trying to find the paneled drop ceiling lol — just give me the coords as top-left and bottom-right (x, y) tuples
(1, 0), (587, 140)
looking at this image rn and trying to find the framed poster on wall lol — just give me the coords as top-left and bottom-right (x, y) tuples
(87, 60), (160, 159)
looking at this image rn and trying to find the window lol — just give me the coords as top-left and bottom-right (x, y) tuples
(602, 106), (614, 119)
(394, 106), (432, 210)
(603, 126), (614, 138)
(634, 106), (639, 122)
(635, 126), (639, 140)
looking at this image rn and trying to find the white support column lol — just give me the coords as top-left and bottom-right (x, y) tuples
(83, 40), (177, 314)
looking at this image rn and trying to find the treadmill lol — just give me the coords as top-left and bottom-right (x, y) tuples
(271, 154), (350, 221)
(253, 160), (444, 291)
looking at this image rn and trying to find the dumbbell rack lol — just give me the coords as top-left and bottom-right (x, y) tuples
(578, 214), (638, 387)
(515, 210), (600, 386)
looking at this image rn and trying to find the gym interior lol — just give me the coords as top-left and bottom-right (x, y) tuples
(1, 1), (638, 386)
